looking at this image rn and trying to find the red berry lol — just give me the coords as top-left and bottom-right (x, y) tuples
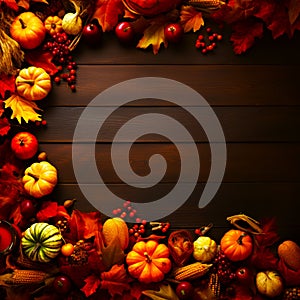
(208, 35), (214, 41)
(198, 34), (204, 41)
(135, 218), (141, 223)
(41, 120), (47, 126)
(129, 212), (135, 218)
(206, 27), (212, 33)
(195, 228), (201, 235)
(207, 45), (214, 51)
(202, 48), (207, 54)
(54, 76), (61, 84)
(217, 34), (223, 41)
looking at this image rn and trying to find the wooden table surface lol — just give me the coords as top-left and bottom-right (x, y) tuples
(33, 26), (300, 242)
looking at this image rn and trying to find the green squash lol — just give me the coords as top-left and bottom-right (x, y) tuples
(22, 222), (62, 263)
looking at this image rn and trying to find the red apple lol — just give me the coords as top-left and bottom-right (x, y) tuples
(20, 199), (36, 219)
(115, 21), (134, 44)
(164, 23), (184, 43)
(236, 267), (253, 285)
(11, 132), (38, 160)
(82, 22), (102, 45)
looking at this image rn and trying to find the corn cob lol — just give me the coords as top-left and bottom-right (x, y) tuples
(208, 273), (221, 298)
(187, 0), (225, 10)
(283, 287), (300, 299)
(0, 269), (50, 285)
(172, 262), (212, 281)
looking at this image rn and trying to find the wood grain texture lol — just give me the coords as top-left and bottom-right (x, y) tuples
(34, 22), (300, 240)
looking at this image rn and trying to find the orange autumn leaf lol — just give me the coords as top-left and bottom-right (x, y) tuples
(101, 264), (131, 298)
(180, 5), (204, 33)
(137, 22), (167, 55)
(17, 0), (48, 10)
(81, 274), (101, 297)
(93, 0), (124, 32)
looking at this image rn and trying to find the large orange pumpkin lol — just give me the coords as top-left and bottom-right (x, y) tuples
(10, 12), (46, 50)
(122, 0), (182, 16)
(220, 229), (253, 262)
(126, 240), (172, 283)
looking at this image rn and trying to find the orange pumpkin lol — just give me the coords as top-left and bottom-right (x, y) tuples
(10, 12), (46, 50)
(122, 0), (182, 16)
(44, 16), (63, 36)
(126, 240), (172, 283)
(220, 229), (253, 262)
(16, 67), (51, 101)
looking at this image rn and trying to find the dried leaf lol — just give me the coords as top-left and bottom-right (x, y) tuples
(100, 264), (131, 297)
(0, 0), (18, 10)
(137, 22), (167, 55)
(65, 209), (105, 254)
(17, 0), (48, 10)
(289, 0), (300, 25)
(142, 283), (179, 300)
(0, 117), (11, 136)
(25, 50), (58, 76)
(180, 5), (204, 33)
(81, 274), (101, 297)
(0, 100), (4, 117)
(230, 19), (264, 54)
(93, 0), (124, 32)
(0, 73), (16, 99)
(4, 94), (42, 124)
(102, 235), (125, 270)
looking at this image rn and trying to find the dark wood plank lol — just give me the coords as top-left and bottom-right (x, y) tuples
(40, 143), (300, 183)
(53, 183), (300, 243)
(47, 65), (300, 106)
(34, 106), (300, 143)
(72, 29), (300, 65)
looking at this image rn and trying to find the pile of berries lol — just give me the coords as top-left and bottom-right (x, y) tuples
(195, 27), (223, 54)
(112, 200), (146, 223)
(43, 32), (77, 92)
(129, 222), (147, 239)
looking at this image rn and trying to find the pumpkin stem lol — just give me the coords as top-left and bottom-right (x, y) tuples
(237, 233), (247, 245)
(27, 172), (40, 181)
(19, 18), (27, 29)
(144, 252), (152, 263)
(17, 79), (35, 86)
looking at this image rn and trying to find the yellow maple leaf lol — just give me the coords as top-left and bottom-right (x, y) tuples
(137, 22), (167, 55)
(4, 94), (42, 124)
(180, 5), (204, 33)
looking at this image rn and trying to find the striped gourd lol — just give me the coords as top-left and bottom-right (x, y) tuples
(22, 222), (63, 263)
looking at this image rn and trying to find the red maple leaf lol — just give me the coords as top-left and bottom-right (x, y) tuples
(0, 0), (18, 11)
(81, 273), (101, 297)
(0, 100), (4, 117)
(289, 0), (300, 25)
(0, 73), (16, 99)
(230, 19), (264, 54)
(25, 50), (58, 76)
(93, 0), (124, 32)
(36, 200), (69, 222)
(100, 264), (131, 298)
(0, 117), (11, 136)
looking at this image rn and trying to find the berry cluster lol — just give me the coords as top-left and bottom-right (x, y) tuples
(194, 223), (213, 236)
(35, 119), (47, 127)
(112, 200), (146, 223)
(68, 240), (89, 265)
(212, 250), (236, 284)
(43, 32), (77, 92)
(195, 27), (223, 54)
(128, 222), (147, 239)
(56, 218), (69, 233)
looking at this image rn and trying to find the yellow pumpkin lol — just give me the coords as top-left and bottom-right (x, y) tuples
(23, 161), (58, 198)
(193, 236), (217, 263)
(256, 271), (284, 298)
(10, 12), (46, 49)
(16, 67), (51, 101)
(44, 16), (63, 36)
(102, 217), (129, 250)
(126, 240), (172, 283)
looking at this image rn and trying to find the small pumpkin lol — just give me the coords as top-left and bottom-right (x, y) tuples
(22, 222), (63, 262)
(122, 0), (182, 16)
(193, 236), (217, 263)
(102, 217), (129, 250)
(16, 67), (51, 101)
(126, 240), (172, 283)
(44, 16), (63, 36)
(220, 229), (253, 262)
(256, 270), (283, 298)
(22, 161), (58, 198)
(10, 12), (46, 49)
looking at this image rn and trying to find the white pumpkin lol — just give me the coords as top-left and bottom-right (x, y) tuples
(256, 270), (284, 298)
